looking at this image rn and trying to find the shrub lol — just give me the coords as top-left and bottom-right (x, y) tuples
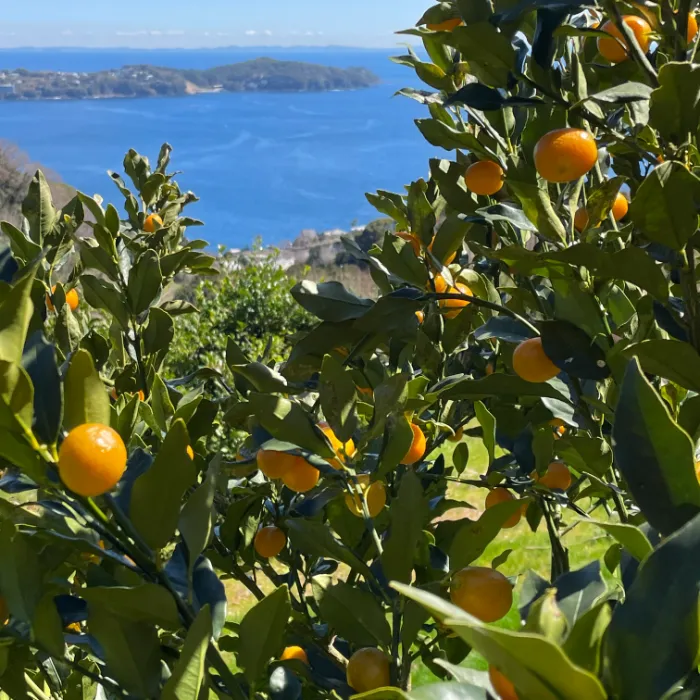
(1, 2), (700, 699)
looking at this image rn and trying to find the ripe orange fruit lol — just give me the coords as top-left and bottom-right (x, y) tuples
(485, 362), (495, 376)
(448, 426), (463, 443)
(281, 458), (320, 493)
(573, 207), (590, 232)
(58, 424), (127, 497)
(396, 231), (421, 256)
(254, 526), (287, 559)
(611, 191), (629, 221)
(281, 646), (308, 665)
(598, 16), (652, 63)
(437, 281), (472, 320)
(687, 13), (698, 42)
(402, 423), (427, 465)
(427, 18), (463, 31)
(257, 450), (297, 480)
(46, 286), (79, 312)
(319, 422), (356, 469)
(450, 566), (513, 622)
(415, 310), (425, 324)
(534, 128), (598, 183)
(345, 475), (387, 517)
(346, 648), (391, 693)
(695, 460), (700, 482)
(465, 160), (505, 196)
(537, 462), (572, 491)
(512, 337), (560, 383)
(186, 445), (194, 460)
(489, 667), (518, 700)
(549, 418), (567, 438)
(137, 390), (145, 401)
(485, 488), (521, 529)
(143, 214), (163, 233)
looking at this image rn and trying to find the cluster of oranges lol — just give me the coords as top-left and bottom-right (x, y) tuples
(46, 285), (80, 313)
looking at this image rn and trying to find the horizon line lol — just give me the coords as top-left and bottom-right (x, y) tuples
(0, 43), (414, 52)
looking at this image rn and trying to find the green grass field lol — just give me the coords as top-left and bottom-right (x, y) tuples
(223, 434), (613, 687)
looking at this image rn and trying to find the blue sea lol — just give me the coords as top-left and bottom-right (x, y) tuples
(0, 47), (434, 248)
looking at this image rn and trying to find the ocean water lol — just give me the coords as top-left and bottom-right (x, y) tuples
(0, 48), (434, 248)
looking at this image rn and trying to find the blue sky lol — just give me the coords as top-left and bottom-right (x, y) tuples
(0, 0), (428, 48)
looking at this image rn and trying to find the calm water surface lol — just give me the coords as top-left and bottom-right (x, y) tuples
(0, 48), (434, 247)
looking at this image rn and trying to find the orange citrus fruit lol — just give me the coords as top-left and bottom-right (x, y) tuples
(437, 281), (472, 320)
(58, 424), (127, 497)
(319, 422), (356, 469)
(695, 460), (700, 482)
(512, 337), (560, 383)
(687, 13), (699, 42)
(257, 450), (298, 480)
(489, 667), (518, 700)
(186, 445), (194, 460)
(465, 160), (505, 196)
(345, 475), (387, 517)
(254, 526), (286, 558)
(46, 286), (79, 312)
(427, 18), (463, 31)
(346, 648), (391, 693)
(574, 191), (628, 231)
(549, 418), (567, 438)
(536, 462), (572, 491)
(281, 458), (320, 493)
(534, 128), (598, 183)
(448, 426), (463, 443)
(485, 488), (521, 529)
(402, 423), (427, 465)
(143, 214), (163, 233)
(573, 207), (590, 232)
(450, 566), (513, 622)
(598, 16), (652, 63)
(415, 310), (425, 324)
(396, 231), (421, 256)
(281, 646), (308, 665)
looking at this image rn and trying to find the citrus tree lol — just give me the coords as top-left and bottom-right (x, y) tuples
(1, 1), (700, 698)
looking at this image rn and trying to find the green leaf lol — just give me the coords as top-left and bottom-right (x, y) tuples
(562, 601), (612, 676)
(407, 179), (437, 245)
(151, 373), (175, 433)
(81, 274), (130, 328)
(130, 419), (197, 549)
(22, 171), (56, 245)
(446, 23), (516, 87)
(378, 413), (414, 477)
(81, 583), (181, 629)
(128, 250), (163, 315)
(448, 499), (525, 570)
(143, 306), (175, 355)
(474, 401), (495, 466)
(22, 332), (62, 445)
(248, 393), (334, 459)
(589, 82), (653, 104)
(291, 281), (373, 322)
(604, 512), (700, 700)
(588, 521), (653, 561)
(629, 161), (700, 251)
(453, 441), (469, 475)
(432, 374), (571, 403)
(382, 471), (428, 583)
(624, 339), (700, 393)
(0, 222), (41, 262)
(649, 62), (700, 144)
(179, 459), (219, 582)
(0, 524), (42, 624)
(554, 436), (612, 477)
(376, 232), (430, 287)
(238, 585), (291, 684)
(0, 263), (38, 366)
(63, 349), (110, 430)
(416, 119), (496, 159)
(88, 603), (161, 697)
(392, 584), (607, 700)
(33, 593), (65, 658)
(286, 519), (374, 580)
(162, 606), (211, 700)
(366, 191), (409, 231)
(320, 354), (358, 442)
(317, 582), (392, 648)
(612, 358), (700, 535)
(230, 362), (290, 394)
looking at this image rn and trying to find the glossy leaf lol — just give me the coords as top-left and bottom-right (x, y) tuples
(588, 520), (653, 561)
(63, 349), (110, 430)
(624, 339), (700, 393)
(291, 280), (373, 322)
(540, 320), (609, 380)
(22, 332), (61, 444)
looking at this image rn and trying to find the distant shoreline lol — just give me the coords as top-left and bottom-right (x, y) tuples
(0, 57), (380, 103)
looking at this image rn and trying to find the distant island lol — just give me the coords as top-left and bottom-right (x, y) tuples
(0, 58), (380, 101)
